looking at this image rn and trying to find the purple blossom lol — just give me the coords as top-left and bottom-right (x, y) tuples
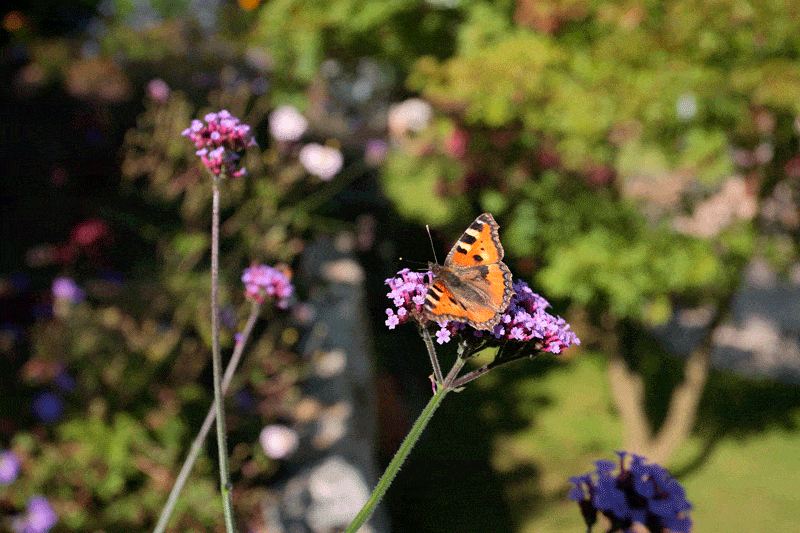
(182, 110), (257, 178)
(383, 269), (579, 356)
(383, 268), (431, 329)
(51, 277), (83, 303)
(435, 328), (451, 344)
(242, 265), (294, 309)
(12, 496), (58, 533)
(0, 450), (21, 485)
(568, 451), (693, 533)
(146, 78), (170, 103)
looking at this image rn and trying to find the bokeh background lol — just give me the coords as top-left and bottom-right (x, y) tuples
(1, 0), (800, 531)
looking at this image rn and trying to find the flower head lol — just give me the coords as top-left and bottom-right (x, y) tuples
(146, 78), (170, 103)
(393, 276), (579, 354)
(51, 277), (83, 303)
(242, 265), (294, 309)
(182, 110), (257, 178)
(269, 105), (308, 142)
(0, 450), (21, 485)
(32, 391), (63, 424)
(12, 496), (58, 533)
(299, 143), (344, 180)
(383, 268), (431, 330)
(568, 451), (693, 533)
(259, 424), (299, 459)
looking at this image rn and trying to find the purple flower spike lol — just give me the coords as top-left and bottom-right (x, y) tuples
(568, 451), (692, 533)
(182, 110), (257, 178)
(242, 265), (294, 309)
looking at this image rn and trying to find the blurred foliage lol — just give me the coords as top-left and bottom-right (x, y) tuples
(6, 52), (347, 529)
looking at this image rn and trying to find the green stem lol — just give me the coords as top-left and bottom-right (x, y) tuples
(210, 180), (236, 533)
(421, 326), (445, 385)
(152, 302), (261, 533)
(343, 381), (450, 533)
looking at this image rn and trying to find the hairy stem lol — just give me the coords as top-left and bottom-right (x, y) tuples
(210, 180), (236, 533)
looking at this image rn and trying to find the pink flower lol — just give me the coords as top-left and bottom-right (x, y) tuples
(242, 265), (294, 308)
(146, 78), (170, 103)
(182, 110), (257, 178)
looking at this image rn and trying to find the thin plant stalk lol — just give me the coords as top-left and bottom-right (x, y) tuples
(152, 302), (261, 533)
(343, 356), (466, 533)
(210, 179), (236, 533)
(420, 326), (444, 385)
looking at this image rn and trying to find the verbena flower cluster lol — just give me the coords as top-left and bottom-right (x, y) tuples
(242, 265), (294, 309)
(11, 495), (58, 533)
(384, 269), (579, 353)
(182, 110), (257, 178)
(568, 451), (693, 533)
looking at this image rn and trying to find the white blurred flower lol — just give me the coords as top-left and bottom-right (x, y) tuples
(259, 424), (299, 459)
(388, 98), (432, 136)
(269, 105), (308, 141)
(299, 143), (344, 180)
(676, 92), (698, 121)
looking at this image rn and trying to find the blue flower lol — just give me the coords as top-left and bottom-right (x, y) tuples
(567, 451), (692, 533)
(32, 391), (64, 424)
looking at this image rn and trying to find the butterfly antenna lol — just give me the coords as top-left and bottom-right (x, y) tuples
(426, 224), (439, 264)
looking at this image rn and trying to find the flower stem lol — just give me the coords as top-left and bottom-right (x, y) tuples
(343, 378), (451, 532)
(152, 302), (261, 533)
(451, 350), (533, 389)
(421, 326), (445, 385)
(210, 179), (236, 533)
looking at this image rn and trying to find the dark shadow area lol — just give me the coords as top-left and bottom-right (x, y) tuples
(621, 323), (800, 477)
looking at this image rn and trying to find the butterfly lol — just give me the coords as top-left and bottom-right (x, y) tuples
(423, 213), (514, 331)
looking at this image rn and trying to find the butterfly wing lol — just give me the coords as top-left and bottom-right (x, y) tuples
(444, 213), (505, 267)
(424, 213), (514, 330)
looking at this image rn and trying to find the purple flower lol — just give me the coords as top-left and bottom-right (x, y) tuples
(568, 451), (693, 533)
(51, 277), (83, 303)
(242, 265), (294, 308)
(0, 450), (21, 485)
(182, 110), (257, 178)
(383, 268), (431, 329)
(394, 275), (579, 352)
(364, 139), (388, 166)
(32, 391), (63, 424)
(146, 78), (170, 103)
(12, 496), (58, 533)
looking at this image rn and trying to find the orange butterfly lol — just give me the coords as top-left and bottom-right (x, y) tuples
(423, 213), (514, 331)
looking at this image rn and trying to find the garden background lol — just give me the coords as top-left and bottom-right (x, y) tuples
(1, 0), (799, 531)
